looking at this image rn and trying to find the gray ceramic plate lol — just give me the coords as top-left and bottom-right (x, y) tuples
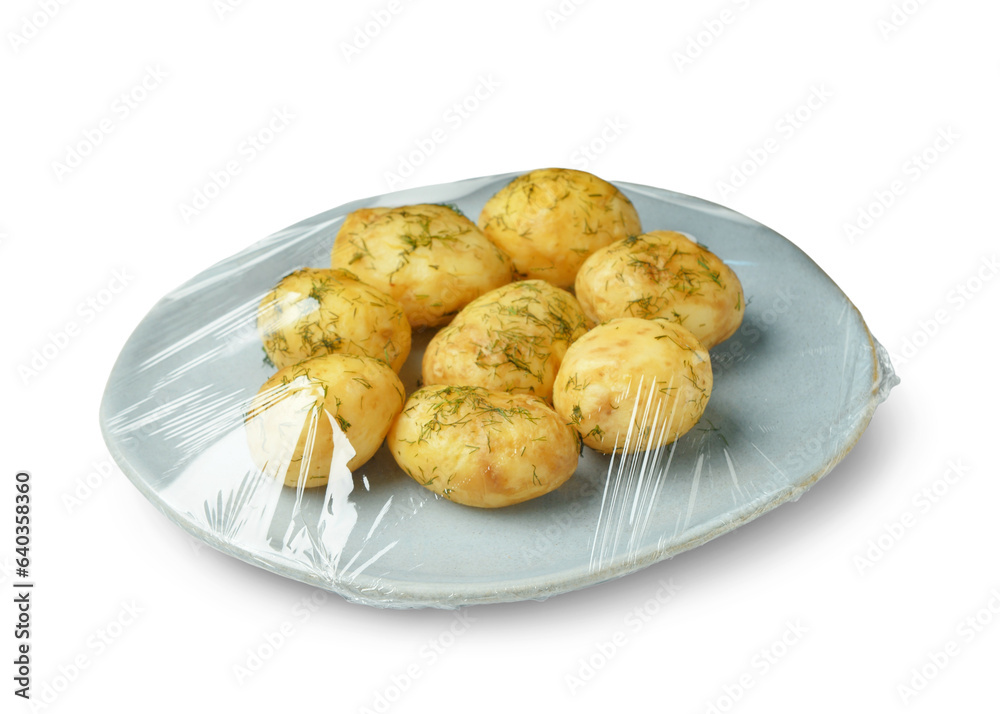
(100, 172), (897, 608)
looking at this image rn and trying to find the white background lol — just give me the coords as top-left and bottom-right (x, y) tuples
(3, 0), (999, 712)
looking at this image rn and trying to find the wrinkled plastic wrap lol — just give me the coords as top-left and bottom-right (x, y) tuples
(99, 173), (897, 608)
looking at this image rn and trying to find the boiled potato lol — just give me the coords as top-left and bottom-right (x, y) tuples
(575, 231), (745, 349)
(257, 267), (411, 372)
(553, 318), (712, 454)
(477, 168), (642, 288)
(245, 354), (405, 488)
(422, 280), (589, 402)
(331, 204), (512, 328)
(388, 386), (579, 508)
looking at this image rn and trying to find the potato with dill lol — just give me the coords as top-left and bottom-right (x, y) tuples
(388, 386), (579, 508)
(575, 230), (745, 349)
(553, 318), (712, 454)
(257, 268), (411, 372)
(331, 204), (512, 328)
(421, 280), (589, 403)
(477, 168), (642, 289)
(245, 354), (405, 488)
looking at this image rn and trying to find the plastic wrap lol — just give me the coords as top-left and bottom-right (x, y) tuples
(99, 172), (897, 608)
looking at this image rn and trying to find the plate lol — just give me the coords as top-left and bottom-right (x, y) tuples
(99, 172), (897, 608)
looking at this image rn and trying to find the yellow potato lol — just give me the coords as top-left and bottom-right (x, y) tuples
(553, 318), (712, 454)
(421, 280), (589, 402)
(575, 230), (745, 349)
(245, 354), (405, 488)
(387, 386), (579, 508)
(331, 204), (512, 328)
(478, 168), (642, 288)
(257, 268), (411, 372)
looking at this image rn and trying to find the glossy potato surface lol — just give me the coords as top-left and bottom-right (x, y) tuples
(575, 231), (745, 349)
(388, 385), (579, 508)
(257, 268), (411, 371)
(245, 354), (405, 488)
(553, 318), (712, 454)
(478, 168), (642, 288)
(331, 204), (512, 327)
(421, 280), (589, 402)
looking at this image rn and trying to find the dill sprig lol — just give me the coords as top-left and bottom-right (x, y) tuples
(407, 385), (541, 446)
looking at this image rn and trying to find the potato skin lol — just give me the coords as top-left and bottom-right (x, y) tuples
(575, 231), (745, 349)
(477, 168), (642, 289)
(421, 280), (589, 402)
(257, 268), (411, 372)
(553, 318), (712, 454)
(245, 354), (405, 488)
(387, 386), (579, 508)
(331, 204), (512, 328)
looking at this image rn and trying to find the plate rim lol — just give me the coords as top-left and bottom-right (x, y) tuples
(100, 171), (896, 609)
